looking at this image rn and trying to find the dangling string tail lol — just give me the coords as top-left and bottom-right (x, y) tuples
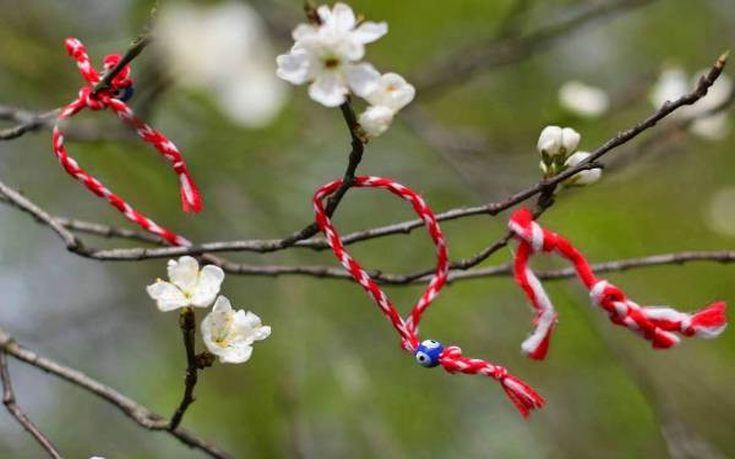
(508, 207), (727, 360)
(313, 176), (544, 417)
(53, 37), (203, 245)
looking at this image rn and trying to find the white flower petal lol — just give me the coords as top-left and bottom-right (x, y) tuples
(564, 151), (591, 167)
(167, 256), (200, 292)
(365, 72), (415, 111)
(573, 169), (602, 185)
(146, 281), (189, 311)
(344, 63), (381, 98)
(292, 24), (318, 42)
(190, 265), (225, 308)
(564, 151), (602, 186)
(276, 48), (313, 85)
(218, 344), (254, 364)
(212, 295), (233, 314)
(537, 125), (563, 156)
(331, 3), (356, 32)
(359, 105), (394, 137)
(353, 21), (388, 44)
(316, 4), (334, 25)
(250, 324), (272, 342)
(201, 298), (270, 364)
(561, 127), (581, 153)
(308, 73), (348, 107)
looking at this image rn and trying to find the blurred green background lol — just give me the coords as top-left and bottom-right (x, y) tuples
(1, 0), (734, 458)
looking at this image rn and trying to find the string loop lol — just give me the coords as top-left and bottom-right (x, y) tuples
(509, 207), (727, 360)
(314, 177), (544, 417)
(53, 37), (202, 245)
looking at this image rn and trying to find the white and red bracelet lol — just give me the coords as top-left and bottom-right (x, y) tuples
(52, 37), (201, 246)
(509, 207), (727, 360)
(314, 177), (544, 417)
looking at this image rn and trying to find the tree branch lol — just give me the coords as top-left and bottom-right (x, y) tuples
(0, 351), (64, 459)
(168, 308), (200, 430)
(0, 327), (231, 459)
(0, 51), (727, 288)
(278, 98), (366, 247)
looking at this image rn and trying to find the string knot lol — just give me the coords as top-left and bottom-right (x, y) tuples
(77, 86), (106, 110)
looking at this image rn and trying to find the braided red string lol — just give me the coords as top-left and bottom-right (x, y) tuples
(52, 37), (202, 246)
(314, 177), (544, 417)
(509, 207), (728, 360)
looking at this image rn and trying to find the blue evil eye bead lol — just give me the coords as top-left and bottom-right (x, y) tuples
(415, 339), (444, 368)
(114, 85), (135, 102)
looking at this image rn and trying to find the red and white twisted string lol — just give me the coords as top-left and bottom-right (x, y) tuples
(314, 177), (544, 417)
(52, 37), (202, 246)
(508, 207), (728, 360)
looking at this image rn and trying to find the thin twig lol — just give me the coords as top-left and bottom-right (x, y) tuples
(0, 108), (58, 140)
(278, 99), (366, 247)
(0, 351), (64, 459)
(168, 308), (199, 430)
(0, 327), (231, 459)
(91, 35), (151, 96)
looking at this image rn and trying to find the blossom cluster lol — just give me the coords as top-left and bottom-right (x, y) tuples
(537, 126), (602, 186)
(276, 2), (415, 138)
(147, 256), (270, 364)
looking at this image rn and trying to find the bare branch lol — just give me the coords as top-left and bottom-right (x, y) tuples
(168, 308), (201, 430)
(0, 327), (231, 459)
(91, 35), (151, 96)
(0, 351), (64, 459)
(0, 106), (58, 140)
(278, 98), (366, 247)
(57, 250), (729, 285)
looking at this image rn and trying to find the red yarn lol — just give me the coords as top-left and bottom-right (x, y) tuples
(314, 177), (544, 417)
(508, 208), (727, 359)
(53, 37), (202, 246)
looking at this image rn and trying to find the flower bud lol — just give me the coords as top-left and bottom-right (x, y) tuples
(537, 125), (563, 157)
(563, 151), (602, 186)
(560, 127), (581, 155)
(359, 105), (395, 138)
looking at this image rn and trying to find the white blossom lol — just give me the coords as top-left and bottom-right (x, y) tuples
(276, 2), (387, 107)
(558, 81), (610, 118)
(650, 66), (732, 140)
(359, 105), (395, 137)
(201, 296), (271, 364)
(563, 151), (602, 186)
(364, 73), (415, 112)
(357, 73), (416, 138)
(537, 126), (580, 158)
(155, 2), (287, 127)
(146, 256), (224, 311)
